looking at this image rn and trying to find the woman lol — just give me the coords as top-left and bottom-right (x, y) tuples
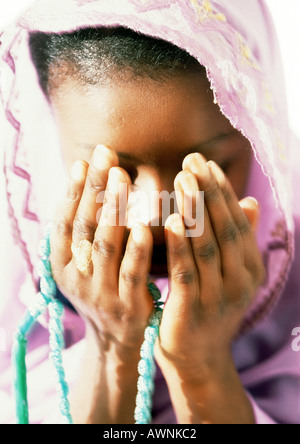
(0, 0), (299, 424)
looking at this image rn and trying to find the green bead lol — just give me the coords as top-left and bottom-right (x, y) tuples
(148, 282), (161, 301)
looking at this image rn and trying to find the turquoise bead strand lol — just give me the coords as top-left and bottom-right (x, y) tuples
(12, 227), (73, 424)
(134, 282), (163, 424)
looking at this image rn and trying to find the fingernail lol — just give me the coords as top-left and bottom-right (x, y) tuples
(188, 154), (210, 181)
(92, 145), (113, 170)
(167, 213), (185, 236)
(107, 167), (124, 194)
(132, 224), (146, 243)
(70, 161), (86, 182)
(248, 197), (259, 207)
(208, 161), (226, 185)
(179, 171), (198, 194)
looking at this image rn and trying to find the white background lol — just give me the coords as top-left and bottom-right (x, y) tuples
(0, 0), (299, 138)
(266, 0), (300, 139)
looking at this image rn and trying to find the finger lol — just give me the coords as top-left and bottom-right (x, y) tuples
(239, 197), (260, 232)
(237, 197), (265, 284)
(174, 171), (221, 299)
(208, 161), (264, 281)
(119, 225), (154, 315)
(50, 160), (88, 272)
(92, 167), (131, 282)
(183, 153), (243, 277)
(174, 170), (201, 234)
(207, 161), (252, 236)
(72, 145), (119, 247)
(165, 213), (199, 308)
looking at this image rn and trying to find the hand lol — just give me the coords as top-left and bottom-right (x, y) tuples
(155, 153), (265, 383)
(50, 145), (154, 359)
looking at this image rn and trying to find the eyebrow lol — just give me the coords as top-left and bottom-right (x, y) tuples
(180, 130), (238, 158)
(78, 130), (238, 162)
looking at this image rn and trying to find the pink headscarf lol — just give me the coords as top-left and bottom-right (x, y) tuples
(0, 0), (299, 424)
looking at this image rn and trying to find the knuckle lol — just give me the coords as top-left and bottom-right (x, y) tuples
(217, 177), (234, 202)
(93, 237), (117, 259)
(110, 302), (126, 322)
(194, 241), (218, 262)
(67, 186), (82, 202)
(222, 187), (233, 204)
(237, 217), (251, 236)
(218, 220), (238, 245)
(103, 196), (121, 217)
(228, 289), (251, 311)
(73, 214), (97, 237)
(237, 286), (252, 308)
(127, 243), (149, 262)
(169, 243), (190, 259)
(225, 273), (254, 310)
(120, 268), (143, 287)
(86, 171), (107, 194)
(54, 219), (72, 239)
(172, 268), (196, 286)
(204, 176), (221, 203)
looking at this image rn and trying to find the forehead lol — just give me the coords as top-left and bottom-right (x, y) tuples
(50, 74), (234, 160)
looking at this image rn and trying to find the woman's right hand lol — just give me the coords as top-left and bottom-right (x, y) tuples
(50, 145), (154, 360)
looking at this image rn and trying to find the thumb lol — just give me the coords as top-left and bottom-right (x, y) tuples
(239, 197), (260, 232)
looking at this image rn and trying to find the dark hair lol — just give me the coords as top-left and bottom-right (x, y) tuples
(29, 27), (205, 97)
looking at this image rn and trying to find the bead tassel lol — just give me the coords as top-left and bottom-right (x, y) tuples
(12, 333), (29, 424)
(12, 227), (73, 424)
(48, 300), (73, 424)
(134, 283), (163, 424)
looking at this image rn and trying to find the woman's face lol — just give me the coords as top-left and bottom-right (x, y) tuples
(50, 72), (252, 275)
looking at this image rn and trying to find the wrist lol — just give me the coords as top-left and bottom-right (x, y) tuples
(155, 346), (254, 424)
(155, 340), (233, 386)
(71, 323), (142, 424)
(85, 321), (142, 369)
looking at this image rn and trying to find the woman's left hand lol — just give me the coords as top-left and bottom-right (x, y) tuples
(155, 153), (265, 384)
